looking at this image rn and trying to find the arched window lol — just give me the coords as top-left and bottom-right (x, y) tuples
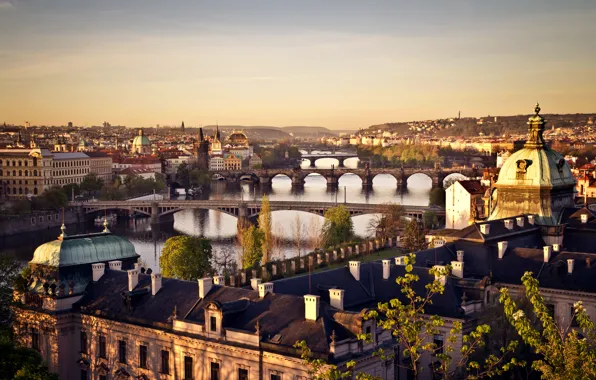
(18, 161), (22, 167)
(12, 161), (16, 166)
(12, 170), (16, 176)
(18, 170), (22, 177)
(33, 170), (37, 176)
(24, 170), (28, 176)
(24, 188), (29, 194)
(24, 161), (28, 167)
(12, 188), (16, 194)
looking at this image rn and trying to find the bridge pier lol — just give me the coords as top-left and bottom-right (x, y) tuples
(291, 175), (305, 187)
(362, 175), (373, 188)
(237, 203), (256, 231)
(309, 159), (316, 168)
(337, 158), (345, 168)
(150, 202), (159, 225)
(259, 176), (272, 187)
(325, 175), (338, 188)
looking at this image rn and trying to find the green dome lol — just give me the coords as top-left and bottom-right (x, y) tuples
(30, 232), (138, 268)
(132, 135), (150, 147)
(496, 147), (574, 188)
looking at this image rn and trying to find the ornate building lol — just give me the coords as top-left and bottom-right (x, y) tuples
(488, 104), (576, 225)
(131, 129), (151, 155)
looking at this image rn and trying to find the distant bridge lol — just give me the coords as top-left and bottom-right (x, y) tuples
(210, 166), (479, 188)
(80, 199), (445, 226)
(301, 153), (359, 168)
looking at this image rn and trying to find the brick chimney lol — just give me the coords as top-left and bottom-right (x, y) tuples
(329, 289), (344, 310)
(258, 282), (273, 298)
(349, 261), (361, 281)
(92, 263), (105, 282)
(382, 260), (391, 280)
(498, 241), (508, 259)
(151, 273), (162, 296)
(128, 269), (139, 291)
(304, 295), (320, 321)
(198, 278), (213, 299)
(108, 260), (122, 271)
(250, 278), (262, 291)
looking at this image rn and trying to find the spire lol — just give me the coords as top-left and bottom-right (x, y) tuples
(525, 102), (546, 149)
(103, 210), (110, 233)
(214, 123), (221, 141)
(139, 128), (143, 136)
(199, 127), (204, 141)
(59, 208), (67, 239)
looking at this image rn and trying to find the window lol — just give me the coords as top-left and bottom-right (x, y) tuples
(271, 374), (281, 380)
(118, 340), (126, 363)
(80, 369), (87, 380)
(139, 345), (147, 369)
(160, 350), (170, 374)
(210, 316), (217, 332)
(239, 368), (249, 380)
(211, 362), (220, 380)
(546, 304), (555, 318)
(98, 336), (106, 358)
(99, 376), (106, 380)
(80, 331), (87, 353)
(433, 334), (444, 355)
(184, 356), (193, 380)
(31, 328), (39, 351)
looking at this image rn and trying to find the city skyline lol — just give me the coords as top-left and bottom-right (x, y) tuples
(1, 0), (595, 129)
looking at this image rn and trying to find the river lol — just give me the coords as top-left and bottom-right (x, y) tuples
(0, 154), (462, 272)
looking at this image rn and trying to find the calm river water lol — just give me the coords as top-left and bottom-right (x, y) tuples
(1, 154), (463, 272)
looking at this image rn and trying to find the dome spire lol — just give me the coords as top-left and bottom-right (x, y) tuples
(525, 102), (546, 149)
(59, 208), (67, 240)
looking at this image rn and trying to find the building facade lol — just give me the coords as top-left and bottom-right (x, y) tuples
(223, 154), (241, 171)
(445, 180), (486, 229)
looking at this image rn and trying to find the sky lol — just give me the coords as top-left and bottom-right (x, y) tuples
(1, 0), (595, 129)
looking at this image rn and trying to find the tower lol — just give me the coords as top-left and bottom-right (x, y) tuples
(181, 121), (185, 133)
(196, 128), (210, 170)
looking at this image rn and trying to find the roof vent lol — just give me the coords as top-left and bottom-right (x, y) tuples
(329, 288), (344, 310)
(127, 269), (139, 291)
(382, 260), (391, 280)
(395, 256), (406, 266)
(151, 273), (162, 296)
(250, 278), (262, 291)
(456, 250), (464, 262)
(480, 224), (490, 235)
(528, 215), (535, 225)
(552, 243), (561, 252)
(213, 275), (225, 285)
(108, 260), (122, 271)
(497, 241), (508, 259)
(258, 282), (273, 298)
(92, 263), (105, 282)
(516, 216), (525, 227)
(304, 295), (320, 321)
(349, 261), (361, 281)
(582, 214), (589, 224)
(567, 259), (575, 274)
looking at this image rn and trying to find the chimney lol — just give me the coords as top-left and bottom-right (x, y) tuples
(504, 219), (514, 230)
(304, 295), (320, 321)
(497, 241), (508, 259)
(382, 260), (391, 280)
(543, 246), (552, 263)
(250, 278), (262, 291)
(456, 250), (464, 262)
(92, 263), (105, 282)
(516, 216), (525, 228)
(134, 262), (141, 270)
(151, 273), (162, 296)
(553, 243), (561, 252)
(433, 239), (446, 248)
(213, 275), (225, 285)
(258, 282), (273, 298)
(198, 278), (213, 299)
(395, 256), (406, 266)
(329, 289), (344, 310)
(528, 215), (535, 225)
(108, 260), (122, 271)
(567, 259), (575, 274)
(480, 224), (490, 235)
(432, 265), (447, 286)
(581, 214), (589, 224)
(451, 261), (464, 279)
(349, 261), (361, 281)
(128, 269), (139, 291)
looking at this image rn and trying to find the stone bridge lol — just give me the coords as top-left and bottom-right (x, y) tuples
(80, 199), (445, 227)
(211, 166), (479, 188)
(301, 153), (359, 168)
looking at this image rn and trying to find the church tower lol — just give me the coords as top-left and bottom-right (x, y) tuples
(196, 127), (210, 170)
(181, 121), (185, 133)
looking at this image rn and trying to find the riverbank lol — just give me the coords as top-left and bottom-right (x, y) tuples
(0, 208), (83, 237)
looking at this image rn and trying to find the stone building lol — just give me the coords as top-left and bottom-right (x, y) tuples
(223, 153), (241, 171)
(85, 152), (114, 185)
(131, 129), (151, 156)
(445, 180), (486, 229)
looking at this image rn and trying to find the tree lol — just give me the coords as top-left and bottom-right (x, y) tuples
(429, 187), (446, 207)
(160, 236), (213, 281)
(259, 195), (273, 263)
(402, 219), (426, 252)
(422, 211), (438, 229)
(0, 255), (21, 324)
(0, 328), (58, 380)
(213, 246), (237, 277)
(367, 203), (405, 240)
(61, 183), (80, 201)
(240, 225), (264, 269)
(80, 173), (104, 194)
(500, 271), (596, 379)
(31, 188), (68, 210)
(321, 205), (354, 248)
(293, 214), (303, 258)
(176, 162), (191, 191)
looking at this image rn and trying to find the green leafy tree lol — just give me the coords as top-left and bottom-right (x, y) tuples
(31, 188), (68, 210)
(367, 203), (405, 240)
(240, 225), (264, 269)
(160, 236), (213, 281)
(259, 195), (273, 263)
(429, 187), (446, 207)
(402, 219), (426, 252)
(0, 328), (58, 380)
(176, 162), (191, 191)
(500, 271), (596, 379)
(322, 205), (354, 248)
(80, 173), (104, 194)
(61, 183), (80, 200)
(189, 168), (210, 188)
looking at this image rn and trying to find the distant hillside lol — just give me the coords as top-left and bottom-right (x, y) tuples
(281, 126), (338, 137)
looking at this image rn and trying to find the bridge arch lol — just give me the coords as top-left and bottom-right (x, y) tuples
(405, 172), (433, 189)
(371, 173), (399, 186)
(337, 172), (364, 185)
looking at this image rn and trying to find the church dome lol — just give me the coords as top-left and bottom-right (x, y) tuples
(227, 130), (248, 146)
(132, 129), (151, 147)
(489, 104), (576, 225)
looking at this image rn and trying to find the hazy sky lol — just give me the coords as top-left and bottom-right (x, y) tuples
(1, 0), (595, 129)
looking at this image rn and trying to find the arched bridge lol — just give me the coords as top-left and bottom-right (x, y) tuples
(212, 167), (479, 188)
(80, 200), (445, 226)
(301, 153), (359, 168)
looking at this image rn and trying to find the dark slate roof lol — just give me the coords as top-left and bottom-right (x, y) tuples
(458, 180), (485, 195)
(77, 270), (335, 355)
(450, 215), (540, 242)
